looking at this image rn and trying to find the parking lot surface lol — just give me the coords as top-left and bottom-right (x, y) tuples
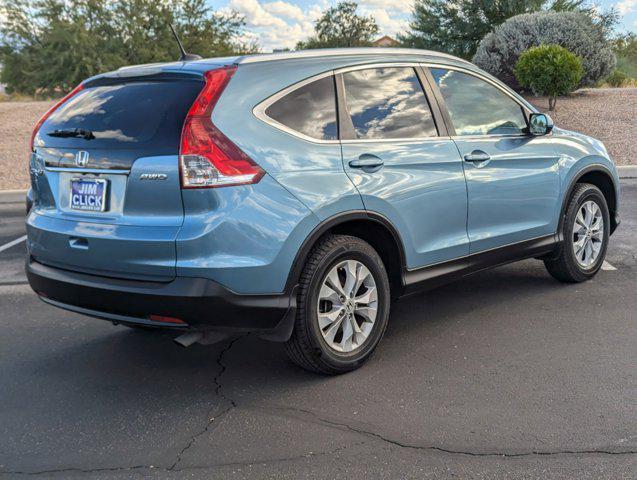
(0, 181), (635, 479)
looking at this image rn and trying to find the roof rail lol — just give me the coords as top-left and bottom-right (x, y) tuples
(235, 48), (467, 65)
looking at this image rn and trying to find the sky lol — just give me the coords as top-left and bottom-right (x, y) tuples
(207, 0), (637, 51)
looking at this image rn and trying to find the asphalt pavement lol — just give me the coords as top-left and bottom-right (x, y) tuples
(0, 181), (635, 479)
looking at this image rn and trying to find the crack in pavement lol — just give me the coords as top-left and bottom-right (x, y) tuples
(259, 405), (637, 459)
(0, 442), (369, 476)
(0, 334), (249, 477)
(3, 334), (635, 476)
(3, 398), (635, 477)
(169, 440), (369, 472)
(0, 466), (152, 477)
(167, 334), (248, 471)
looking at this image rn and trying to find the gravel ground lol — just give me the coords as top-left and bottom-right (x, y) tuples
(0, 88), (635, 190)
(525, 88), (637, 167)
(0, 100), (53, 190)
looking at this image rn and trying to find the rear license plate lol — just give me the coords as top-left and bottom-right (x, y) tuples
(70, 178), (108, 212)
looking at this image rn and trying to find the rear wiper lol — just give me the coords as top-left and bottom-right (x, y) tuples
(47, 128), (95, 140)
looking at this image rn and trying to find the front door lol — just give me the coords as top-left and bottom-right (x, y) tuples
(428, 67), (561, 254)
(339, 66), (469, 269)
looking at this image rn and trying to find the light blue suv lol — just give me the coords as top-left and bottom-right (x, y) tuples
(26, 48), (620, 373)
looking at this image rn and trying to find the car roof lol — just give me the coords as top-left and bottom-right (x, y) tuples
(111, 48), (473, 77)
(233, 48), (468, 65)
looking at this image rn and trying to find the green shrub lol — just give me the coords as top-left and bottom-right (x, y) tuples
(514, 45), (583, 111)
(605, 69), (629, 87)
(614, 33), (637, 78)
(473, 12), (615, 90)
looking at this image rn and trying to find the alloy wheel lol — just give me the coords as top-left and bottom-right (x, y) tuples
(572, 200), (604, 268)
(316, 260), (378, 353)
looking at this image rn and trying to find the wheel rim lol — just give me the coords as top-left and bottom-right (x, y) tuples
(572, 200), (604, 268)
(317, 259), (378, 353)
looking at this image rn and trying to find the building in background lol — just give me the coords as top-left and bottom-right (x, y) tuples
(372, 35), (399, 47)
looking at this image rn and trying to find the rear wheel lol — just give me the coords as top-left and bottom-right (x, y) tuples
(544, 183), (610, 283)
(285, 234), (391, 374)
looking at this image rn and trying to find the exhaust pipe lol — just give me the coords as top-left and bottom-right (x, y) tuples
(174, 331), (203, 347)
(174, 331), (230, 347)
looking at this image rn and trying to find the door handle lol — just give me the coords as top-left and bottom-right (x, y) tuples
(464, 150), (491, 163)
(349, 154), (384, 172)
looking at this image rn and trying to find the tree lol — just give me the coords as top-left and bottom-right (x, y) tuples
(514, 44), (583, 110)
(473, 11), (616, 89)
(296, 1), (378, 50)
(399, 0), (611, 60)
(613, 33), (637, 78)
(0, 0), (257, 96)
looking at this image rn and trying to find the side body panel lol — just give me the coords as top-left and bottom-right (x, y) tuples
(550, 127), (621, 227)
(453, 135), (561, 253)
(342, 139), (469, 268)
(176, 174), (318, 294)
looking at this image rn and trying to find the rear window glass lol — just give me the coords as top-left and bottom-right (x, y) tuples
(38, 78), (203, 150)
(265, 76), (338, 141)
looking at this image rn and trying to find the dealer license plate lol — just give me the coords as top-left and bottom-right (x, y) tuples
(70, 178), (108, 212)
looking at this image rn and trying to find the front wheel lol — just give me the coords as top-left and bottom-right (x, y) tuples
(285, 234), (391, 374)
(544, 183), (610, 283)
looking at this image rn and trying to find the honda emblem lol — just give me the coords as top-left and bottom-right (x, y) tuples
(75, 150), (89, 167)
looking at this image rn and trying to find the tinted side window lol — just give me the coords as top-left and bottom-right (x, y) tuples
(265, 76), (337, 140)
(430, 68), (527, 136)
(342, 67), (437, 140)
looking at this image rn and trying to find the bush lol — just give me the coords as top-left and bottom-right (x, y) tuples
(473, 11), (615, 90)
(613, 33), (637, 78)
(605, 69), (629, 87)
(514, 45), (583, 110)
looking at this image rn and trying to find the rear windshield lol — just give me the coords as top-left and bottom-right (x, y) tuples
(36, 76), (203, 151)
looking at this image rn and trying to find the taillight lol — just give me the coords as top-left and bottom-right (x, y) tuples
(180, 66), (264, 188)
(30, 83), (84, 151)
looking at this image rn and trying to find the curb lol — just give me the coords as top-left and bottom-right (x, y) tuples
(0, 166), (635, 203)
(617, 166), (637, 179)
(0, 189), (27, 204)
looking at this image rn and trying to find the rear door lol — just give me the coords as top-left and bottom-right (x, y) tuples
(339, 65), (469, 270)
(427, 67), (560, 254)
(27, 72), (204, 281)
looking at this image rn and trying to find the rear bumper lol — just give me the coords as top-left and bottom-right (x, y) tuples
(27, 258), (296, 338)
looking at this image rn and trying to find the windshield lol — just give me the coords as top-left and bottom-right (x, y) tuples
(36, 77), (203, 152)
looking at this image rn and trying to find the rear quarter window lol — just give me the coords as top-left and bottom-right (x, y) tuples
(264, 76), (338, 141)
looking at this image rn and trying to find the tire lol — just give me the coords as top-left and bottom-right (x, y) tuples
(544, 183), (610, 283)
(285, 234), (391, 374)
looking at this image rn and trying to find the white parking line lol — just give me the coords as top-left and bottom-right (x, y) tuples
(0, 235), (27, 254)
(601, 261), (617, 271)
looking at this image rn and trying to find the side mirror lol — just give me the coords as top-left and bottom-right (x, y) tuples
(529, 113), (554, 136)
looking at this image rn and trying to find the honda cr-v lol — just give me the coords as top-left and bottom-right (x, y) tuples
(26, 48), (620, 373)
